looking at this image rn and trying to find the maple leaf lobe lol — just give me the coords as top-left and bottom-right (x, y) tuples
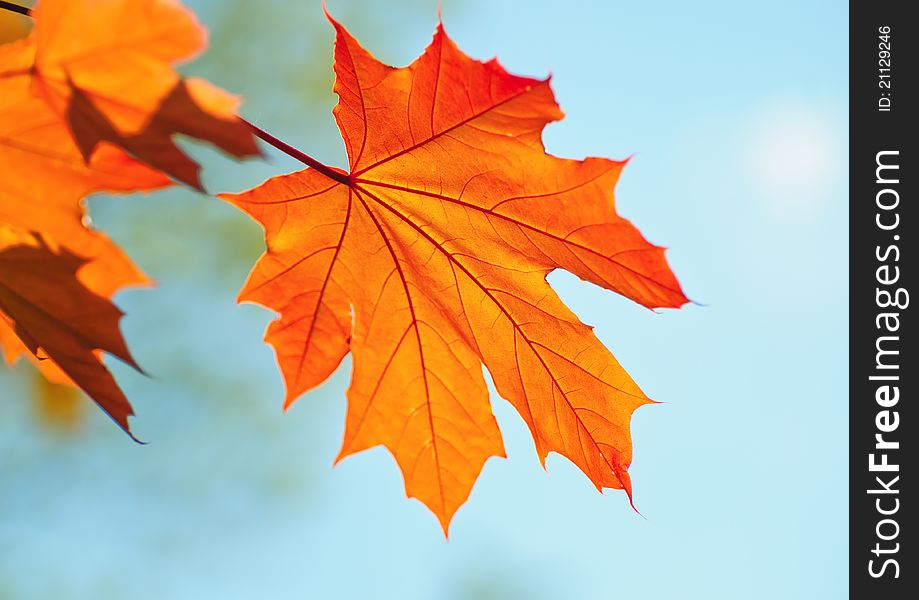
(67, 79), (259, 190)
(0, 233), (143, 439)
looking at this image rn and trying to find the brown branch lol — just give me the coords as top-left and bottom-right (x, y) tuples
(0, 1), (31, 17)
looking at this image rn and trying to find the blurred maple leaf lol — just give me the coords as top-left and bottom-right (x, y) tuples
(0, 0), (257, 435)
(222, 12), (687, 532)
(0, 226), (141, 436)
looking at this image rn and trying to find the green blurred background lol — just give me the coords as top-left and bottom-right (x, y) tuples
(1, 1), (847, 598)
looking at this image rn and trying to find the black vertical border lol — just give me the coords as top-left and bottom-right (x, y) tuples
(850, 0), (912, 596)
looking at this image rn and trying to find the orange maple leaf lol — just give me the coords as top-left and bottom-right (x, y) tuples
(222, 14), (688, 532)
(0, 225), (142, 438)
(0, 0), (259, 189)
(0, 0), (258, 272)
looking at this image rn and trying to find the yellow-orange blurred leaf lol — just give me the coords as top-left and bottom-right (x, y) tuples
(32, 365), (83, 431)
(10, 0), (260, 188)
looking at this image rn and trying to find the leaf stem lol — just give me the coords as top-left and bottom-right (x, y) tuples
(240, 118), (350, 185)
(0, 1), (30, 16)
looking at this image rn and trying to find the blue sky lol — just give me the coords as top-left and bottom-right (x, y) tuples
(0, 1), (847, 598)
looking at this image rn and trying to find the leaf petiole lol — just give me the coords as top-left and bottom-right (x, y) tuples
(240, 118), (350, 185)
